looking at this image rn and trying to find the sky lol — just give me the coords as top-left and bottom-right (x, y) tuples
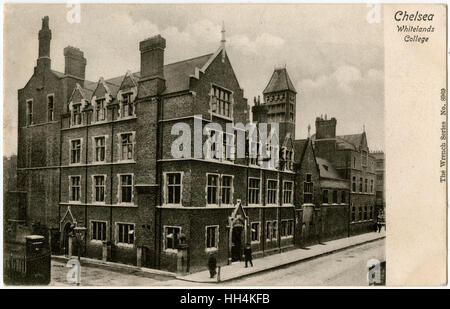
(2, 3), (384, 157)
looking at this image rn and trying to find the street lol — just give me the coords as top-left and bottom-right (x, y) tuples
(222, 239), (385, 286)
(50, 239), (384, 286)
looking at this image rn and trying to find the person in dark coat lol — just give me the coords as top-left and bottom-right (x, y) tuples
(244, 243), (253, 268)
(207, 254), (217, 278)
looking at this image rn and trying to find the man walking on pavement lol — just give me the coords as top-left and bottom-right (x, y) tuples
(244, 243), (253, 268)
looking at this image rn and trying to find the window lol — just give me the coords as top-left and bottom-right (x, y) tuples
(322, 190), (329, 204)
(267, 180), (278, 205)
(266, 221), (272, 241)
(272, 221), (278, 240)
(249, 139), (261, 166)
(166, 173), (182, 205)
(70, 139), (81, 164)
(91, 221), (106, 241)
(120, 133), (134, 161)
(70, 176), (81, 201)
(72, 103), (82, 126)
(207, 174), (219, 205)
(206, 226), (219, 250)
(358, 207), (362, 221)
(93, 175), (106, 203)
(283, 181), (294, 205)
(377, 174), (383, 181)
(47, 95), (54, 122)
(341, 191), (346, 204)
(359, 178), (363, 192)
(332, 190), (338, 203)
(251, 222), (260, 243)
(283, 148), (294, 171)
(352, 176), (356, 192)
(210, 85), (232, 118)
(94, 136), (106, 162)
(119, 174), (133, 203)
(95, 98), (106, 122)
(281, 220), (294, 238)
(365, 179), (368, 193)
(26, 99), (33, 125)
(364, 206), (368, 220)
(370, 206), (374, 220)
(121, 92), (134, 117)
(303, 174), (313, 204)
(117, 223), (134, 245)
(353, 156), (356, 168)
(165, 226), (181, 250)
(248, 178), (260, 205)
(351, 206), (356, 222)
(223, 132), (235, 161)
(221, 175), (233, 205)
(370, 179), (374, 193)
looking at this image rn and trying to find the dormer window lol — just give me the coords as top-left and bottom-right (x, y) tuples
(95, 98), (106, 122)
(210, 85), (232, 118)
(121, 92), (134, 118)
(72, 103), (82, 126)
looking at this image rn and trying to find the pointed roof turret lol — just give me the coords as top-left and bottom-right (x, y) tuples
(263, 67), (297, 94)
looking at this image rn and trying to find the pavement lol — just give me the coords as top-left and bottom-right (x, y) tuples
(51, 230), (385, 285)
(176, 230), (386, 283)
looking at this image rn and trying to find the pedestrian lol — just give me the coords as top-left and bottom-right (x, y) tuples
(244, 243), (253, 268)
(207, 254), (217, 278)
(376, 214), (382, 233)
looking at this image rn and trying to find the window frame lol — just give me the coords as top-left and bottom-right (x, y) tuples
(90, 220), (107, 242)
(164, 225), (182, 253)
(47, 94), (54, 122)
(69, 138), (82, 165)
(120, 92), (135, 118)
(26, 99), (33, 126)
(206, 173), (220, 206)
(93, 135), (107, 163)
(210, 84), (234, 119)
(92, 174), (107, 204)
(163, 172), (183, 206)
(303, 174), (313, 204)
(117, 173), (134, 205)
(69, 175), (81, 202)
(266, 179), (278, 206)
(205, 225), (219, 252)
(115, 222), (135, 247)
(322, 189), (329, 204)
(250, 221), (261, 244)
(248, 177), (261, 206)
(118, 132), (135, 162)
(283, 180), (294, 206)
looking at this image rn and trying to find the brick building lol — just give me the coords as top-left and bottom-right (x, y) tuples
(12, 16), (377, 273)
(312, 116), (377, 235)
(371, 151), (385, 212)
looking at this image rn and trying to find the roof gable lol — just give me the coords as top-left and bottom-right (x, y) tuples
(263, 68), (297, 94)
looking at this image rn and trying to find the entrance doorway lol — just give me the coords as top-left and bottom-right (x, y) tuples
(62, 223), (72, 256)
(231, 226), (243, 262)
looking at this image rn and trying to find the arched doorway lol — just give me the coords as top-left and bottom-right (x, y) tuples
(231, 225), (244, 262)
(62, 223), (72, 256)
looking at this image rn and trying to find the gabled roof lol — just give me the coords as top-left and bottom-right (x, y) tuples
(336, 133), (365, 151)
(263, 68), (297, 94)
(293, 139), (308, 164)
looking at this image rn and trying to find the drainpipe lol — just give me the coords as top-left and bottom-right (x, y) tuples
(110, 108), (115, 254)
(84, 116), (89, 255)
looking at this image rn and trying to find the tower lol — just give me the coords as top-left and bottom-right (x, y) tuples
(262, 67), (297, 142)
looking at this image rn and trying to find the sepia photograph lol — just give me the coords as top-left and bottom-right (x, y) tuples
(1, 2), (446, 289)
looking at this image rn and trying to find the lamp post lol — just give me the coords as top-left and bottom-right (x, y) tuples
(73, 227), (87, 261)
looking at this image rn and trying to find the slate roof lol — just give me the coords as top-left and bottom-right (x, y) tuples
(293, 139), (308, 163)
(263, 68), (297, 94)
(336, 133), (364, 150)
(103, 53), (213, 96)
(316, 157), (342, 180)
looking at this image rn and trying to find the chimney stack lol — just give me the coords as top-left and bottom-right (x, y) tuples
(64, 46), (87, 81)
(37, 16), (52, 69)
(315, 116), (337, 139)
(139, 35), (166, 79)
